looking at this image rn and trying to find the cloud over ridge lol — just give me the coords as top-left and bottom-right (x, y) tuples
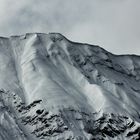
(0, 0), (140, 54)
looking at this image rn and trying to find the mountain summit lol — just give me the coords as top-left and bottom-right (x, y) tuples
(0, 33), (140, 140)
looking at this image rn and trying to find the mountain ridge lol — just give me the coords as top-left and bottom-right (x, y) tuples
(0, 32), (140, 139)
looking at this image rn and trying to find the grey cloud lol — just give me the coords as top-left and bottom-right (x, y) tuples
(0, 0), (140, 55)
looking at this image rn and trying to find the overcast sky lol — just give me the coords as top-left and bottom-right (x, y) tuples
(0, 0), (140, 55)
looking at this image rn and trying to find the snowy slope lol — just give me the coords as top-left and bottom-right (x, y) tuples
(0, 33), (140, 139)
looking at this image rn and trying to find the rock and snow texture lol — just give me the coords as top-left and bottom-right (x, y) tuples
(0, 33), (140, 139)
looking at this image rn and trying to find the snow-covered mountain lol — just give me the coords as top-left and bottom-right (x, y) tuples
(0, 33), (140, 140)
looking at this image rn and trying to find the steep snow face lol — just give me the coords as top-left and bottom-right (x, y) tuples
(0, 33), (140, 139)
(0, 37), (25, 100)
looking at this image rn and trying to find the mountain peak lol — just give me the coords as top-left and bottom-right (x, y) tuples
(0, 33), (140, 139)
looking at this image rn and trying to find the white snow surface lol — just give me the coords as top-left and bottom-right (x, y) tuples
(0, 33), (140, 139)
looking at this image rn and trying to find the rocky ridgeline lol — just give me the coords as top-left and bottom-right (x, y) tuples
(0, 89), (70, 139)
(0, 89), (140, 140)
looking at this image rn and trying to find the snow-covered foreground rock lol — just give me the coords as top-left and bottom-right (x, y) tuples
(0, 33), (140, 139)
